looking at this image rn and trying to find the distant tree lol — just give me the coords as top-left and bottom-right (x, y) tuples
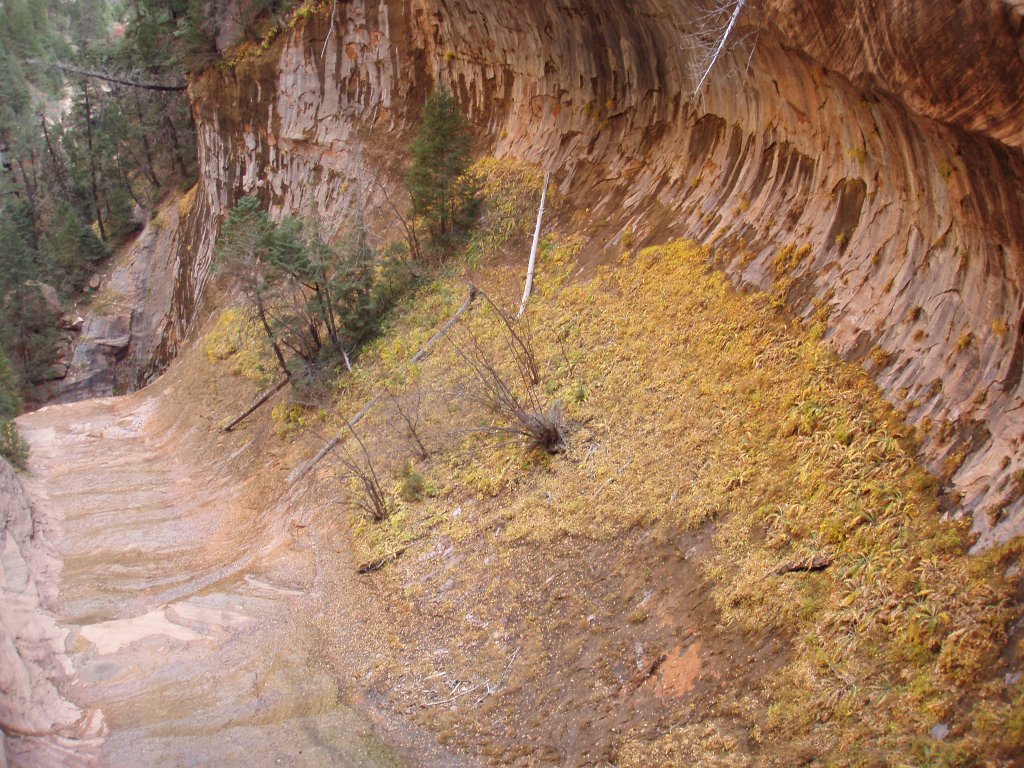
(0, 201), (60, 387)
(41, 201), (107, 293)
(0, 348), (21, 422)
(0, 346), (27, 468)
(405, 85), (476, 249)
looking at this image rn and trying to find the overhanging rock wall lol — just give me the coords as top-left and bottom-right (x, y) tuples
(179, 0), (1024, 547)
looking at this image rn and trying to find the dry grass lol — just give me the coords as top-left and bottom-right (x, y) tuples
(360, 236), (1018, 764)
(203, 307), (277, 385)
(206, 157), (1022, 765)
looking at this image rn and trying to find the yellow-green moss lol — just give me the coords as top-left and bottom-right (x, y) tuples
(203, 307), (277, 384)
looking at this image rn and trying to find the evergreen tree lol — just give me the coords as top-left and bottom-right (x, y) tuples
(0, 347), (27, 469)
(42, 201), (107, 293)
(214, 196), (291, 378)
(0, 347), (21, 422)
(0, 201), (60, 386)
(405, 85), (475, 248)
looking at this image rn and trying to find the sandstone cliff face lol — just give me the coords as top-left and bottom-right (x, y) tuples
(174, 0), (1023, 546)
(0, 458), (102, 766)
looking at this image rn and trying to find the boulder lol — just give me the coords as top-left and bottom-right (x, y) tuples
(25, 281), (62, 316)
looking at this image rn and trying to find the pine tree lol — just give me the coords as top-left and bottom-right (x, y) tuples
(0, 347), (21, 422)
(42, 201), (107, 294)
(215, 196), (291, 378)
(0, 346), (27, 469)
(0, 201), (60, 386)
(404, 85), (475, 248)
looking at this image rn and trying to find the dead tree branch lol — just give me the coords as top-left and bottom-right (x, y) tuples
(448, 296), (564, 453)
(221, 377), (290, 432)
(773, 554), (834, 575)
(27, 60), (188, 92)
(688, 0), (749, 96)
(289, 285), (479, 485)
(518, 170), (550, 317)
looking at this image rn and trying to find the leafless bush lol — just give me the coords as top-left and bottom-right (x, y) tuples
(336, 421), (390, 522)
(449, 292), (564, 454)
(385, 385), (430, 460)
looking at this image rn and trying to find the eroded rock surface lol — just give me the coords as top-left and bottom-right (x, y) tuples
(179, 0), (1024, 546)
(0, 459), (103, 766)
(40, 194), (216, 405)
(13, 361), (447, 766)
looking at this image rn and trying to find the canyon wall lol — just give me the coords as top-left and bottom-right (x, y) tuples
(172, 0), (1024, 547)
(0, 458), (102, 766)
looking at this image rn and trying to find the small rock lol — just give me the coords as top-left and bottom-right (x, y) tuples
(930, 723), (949, 741)
(89, 274), (101, 290)
(1006, 672), (1022, 687)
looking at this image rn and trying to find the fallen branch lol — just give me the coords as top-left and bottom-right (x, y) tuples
(517, 171), (550, 317)
(290, 285), (479, 485)
(422, 649), (520, 707)
(356, 543), (412, 574)
(412, 285), (478, 363)
(221, 377), (290, 432)
(774, 554), (834, 575)
(286, 394), (380, 484)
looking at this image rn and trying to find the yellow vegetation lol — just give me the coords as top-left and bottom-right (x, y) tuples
(203, 307), (277, 384)
(206, 156), (1020, 764)
(330, 235), (1017, 765)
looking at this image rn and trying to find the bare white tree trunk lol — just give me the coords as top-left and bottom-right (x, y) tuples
(321, 0), (338, 60)
(518, 170), (551, 318)
(693, 0), (746, 96)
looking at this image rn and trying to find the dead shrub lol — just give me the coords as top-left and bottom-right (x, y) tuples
(449, 291), (564, 453)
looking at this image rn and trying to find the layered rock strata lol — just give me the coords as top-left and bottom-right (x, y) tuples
(181, 0), (1024, 547)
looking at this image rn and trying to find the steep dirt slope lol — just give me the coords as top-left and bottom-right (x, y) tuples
(177, 0), (1024, 548)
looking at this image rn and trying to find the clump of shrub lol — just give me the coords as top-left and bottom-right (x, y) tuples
(0, 349), (27, 469)
(450, 291), (565, 454)
(0, 421), (28, 469)
(399, 460), (426, 502)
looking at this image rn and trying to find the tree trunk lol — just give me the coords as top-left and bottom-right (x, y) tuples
(518, 171), (550, 317)
(222, 377), (290, 432)
(254, 293), (291, 379)
(40, 115), (71, 201)
(163, 113), (189, 179)
(14, 156), (40, 248)
(132, 92), (161, 188)
(82, 81), (107, 241)
(316, 275), (353, 372)
(117, 157), (144, 208)
(36, 61), (188, 91)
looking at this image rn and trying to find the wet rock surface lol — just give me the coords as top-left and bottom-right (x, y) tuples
(11, 350), (474, 767)
(0, 459), (102, 767)
(40, 197), (210, 406)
